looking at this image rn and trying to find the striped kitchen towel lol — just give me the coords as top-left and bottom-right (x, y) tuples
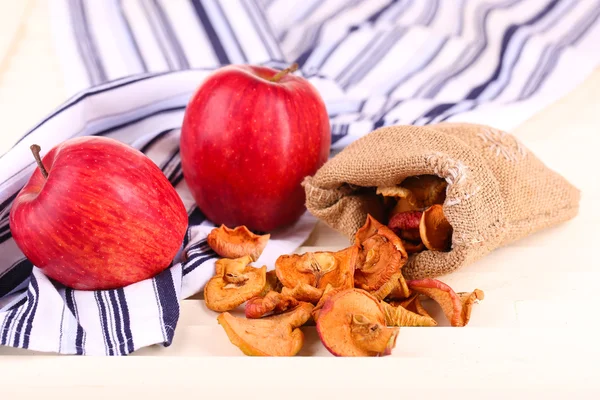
(1, 0), (599, 355)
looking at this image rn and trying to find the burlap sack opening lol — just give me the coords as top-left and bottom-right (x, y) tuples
(302, 123), (580, 280)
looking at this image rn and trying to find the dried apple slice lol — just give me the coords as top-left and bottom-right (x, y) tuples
(217, 302), (313, 357)
(371, 272), (410, 301)
(376, 186), (418, 212)
(402, 240), (425, 254)
(208, 225), (270, 261)
(388, 211), (422, 234)
(407, 279), (484, 327)
(245, 291), (299, 319)
(398, 228), (421, 242)
(419, 204), (453, 252)
(311, 284), (340, 322)
(316, 288), (399, 357)
(381, 301), (437, 327)
(354, 214), (386, 246)
(204, 256), (267, 312)
(387, 211), (425, 254)
(275, 246), (357, 291)
(259, 270), (282, 296)
(214, 255), (253, 277)
(354, 222), (408, 291)
(400, 175), (447, 207)
(281, 283), (324, 304)
(389, 196), (418, 216)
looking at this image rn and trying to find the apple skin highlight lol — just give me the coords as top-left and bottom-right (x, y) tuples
(9, 136), (189, 290)
(180, 64), (331, 233)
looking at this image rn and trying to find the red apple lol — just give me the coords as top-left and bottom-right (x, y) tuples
(9, 137), (188, 290)
(180, 63), (331, 232)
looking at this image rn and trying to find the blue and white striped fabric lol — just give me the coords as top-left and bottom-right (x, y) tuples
(1, 0), (599, 355)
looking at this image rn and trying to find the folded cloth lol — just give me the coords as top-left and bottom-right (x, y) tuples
(1, 0), (600, 355)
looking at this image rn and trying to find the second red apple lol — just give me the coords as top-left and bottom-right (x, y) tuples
(180, 64), (331, 232)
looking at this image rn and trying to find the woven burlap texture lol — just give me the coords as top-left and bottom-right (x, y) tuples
(302, 122), (580, 280)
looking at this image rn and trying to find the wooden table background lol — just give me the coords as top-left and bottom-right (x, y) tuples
(1, 1), (599, 398)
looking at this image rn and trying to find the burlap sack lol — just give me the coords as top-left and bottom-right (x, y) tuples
(302, 122), (580, 280)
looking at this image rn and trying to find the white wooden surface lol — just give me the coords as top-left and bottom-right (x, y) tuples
(1, 1), (600, 398)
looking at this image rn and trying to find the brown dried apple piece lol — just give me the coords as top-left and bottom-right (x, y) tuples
(316, 288), (399, 357)
(388, 211), (423, 234)
(420, 204), (453, 252)
(204, 256), (267, 312)
(217, 302), (313, 356)
(275, 245), (357, 291)
(311, 284), (340, 322)
(355, 221), (408, 291)
(214, 255), (253, 277)
(398, 228), (421, 242)
(381, 301), (437, 327)
(398, 294), (429, 318)
(402, 240), (426, 254)
(376, 186), (419, 213)
(371, 272), (410, 301)
(387, 211), (425, 253)
(407, 278), (484, 327)
(389, 196), (419, 216)
(245, 291), (299, 319)
(281, 283), (324, 304)
(259, 270), (282, 297)
(400, 175), (447, 207)
(354, 214), (385, 246)
(208, 225), (270, 261)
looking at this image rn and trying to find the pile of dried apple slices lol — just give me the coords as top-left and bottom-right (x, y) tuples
(203, 205), (484, 357)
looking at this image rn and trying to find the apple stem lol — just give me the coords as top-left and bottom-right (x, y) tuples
(30, 144), (48, 179)
(270, 63), (299, 82)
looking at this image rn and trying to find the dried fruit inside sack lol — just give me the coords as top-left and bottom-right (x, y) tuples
(316, 288), (399, 357)
(207, 225), (270, 261)
(218, 302), (314, 356)
(353, 215), (408, 291)
(377, 175), (447, 215)
(419, 205), (453, 252)
(204, 255), (267, 312)
(374, 175), (452, 255)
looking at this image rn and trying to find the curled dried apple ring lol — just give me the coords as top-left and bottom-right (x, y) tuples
(388, 211), (425, 253)
(354, 216), (407, 291)
(388, 211), (422, 235)
(204, 256), (267, 312)
(217, 302), (313, 357)
(259, 270), (282, 297)
(407, 278), (484, 327)
(419, 204), (453, 252)
(311, 284), (340, 322)
(208, 225), (270, 261)
(354, 214), (386, 245)
(316, 289), (399, 357)
(245, 291), (299, 319)
(275, 245), (357, 291)
(371, 272), (410, 301)
(281, 283), (324, 304)
(376, 186), (418, 212)
(402, 240), (426, 254)
(381, 301), (437, 327)
(399, 175), (447, 207)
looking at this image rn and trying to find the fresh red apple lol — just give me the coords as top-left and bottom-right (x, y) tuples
(9, 137), (188, 290)
(180, 63), (331, 232)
